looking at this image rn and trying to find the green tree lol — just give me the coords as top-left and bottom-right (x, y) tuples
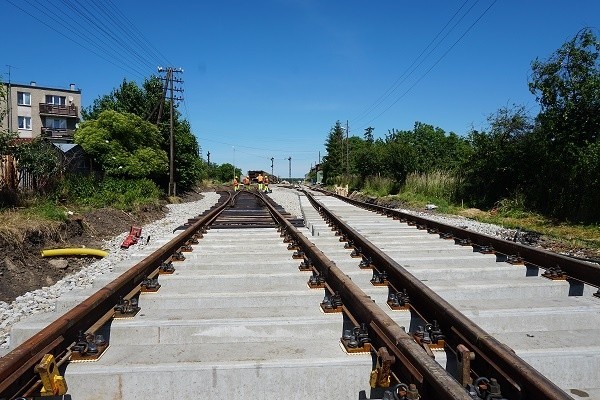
(84, 77), (205, 191)
(528, 28), (600, 220)
(322, 121), (345, 184)
(363, 126), (374, 143)
(388, 122), (468, 173)
(13, 139), (59, 191)
(75, 110), (168, 179)
(458, 106), (532, 207)
(214, 163), (241, 183)
(381, 134), (415, 183)
(82, 77), (164, 121)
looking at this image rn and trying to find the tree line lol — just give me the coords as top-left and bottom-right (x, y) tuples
(320, 29), (600, 223)
(0, 76), (238, 208)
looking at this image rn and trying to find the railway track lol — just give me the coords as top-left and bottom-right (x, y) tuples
(0, 188), (598, 399)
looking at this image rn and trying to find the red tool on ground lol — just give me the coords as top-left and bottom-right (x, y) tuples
(121, 226), (142, 249)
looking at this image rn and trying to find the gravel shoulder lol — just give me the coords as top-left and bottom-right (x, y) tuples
(0, 191), (220, 350)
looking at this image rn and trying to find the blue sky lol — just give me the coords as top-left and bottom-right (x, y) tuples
(2, 0), (598, 178)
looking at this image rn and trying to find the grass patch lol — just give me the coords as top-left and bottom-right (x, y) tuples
(357, 172), (600, 251)
(25, 199), (69, 221)
(58, 176), (161, 211)
(470, 210), (600, 250)
(362, 176), (400, 197)
(388, 171), (460, 213)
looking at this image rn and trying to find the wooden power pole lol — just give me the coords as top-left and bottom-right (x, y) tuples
(157, 67), (183, 196)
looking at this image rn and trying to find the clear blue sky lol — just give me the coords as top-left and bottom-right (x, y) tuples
(2, 0), (598, 178)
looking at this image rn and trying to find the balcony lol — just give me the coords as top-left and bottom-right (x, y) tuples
(39, 103), (78, 117)
(41, 127), (75, 140)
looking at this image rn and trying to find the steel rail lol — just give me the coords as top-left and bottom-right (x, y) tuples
(319, 188), (600, 289)
(0, 192), (232, 399)
(303, 189), (572, 400)
(259, 192), (472, 400)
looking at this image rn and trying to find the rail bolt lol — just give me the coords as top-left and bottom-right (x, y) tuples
(308, 271), (325, 288)
(342, 329), (353, 341)
(321, 291), (342, 313)
(506, 254), (524, 265)
(172, 250), (186, 261)
(455, 238), (472, 246)
(370, 269), (388, 286)
(427, 320), (445, 344)
(299, 257), (313, 271)
(292, 250), (305, 259)
(159, 261), (175, 274)
(141, 277), (161, 292)
(359, 256), (373, 269)
(350, 246), (363, 258)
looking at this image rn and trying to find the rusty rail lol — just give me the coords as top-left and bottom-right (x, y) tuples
(259, 192), (472, 399)
(0, 192), (231, 399)
(303, 189), (572, 400)
(319, 188), (600, 289)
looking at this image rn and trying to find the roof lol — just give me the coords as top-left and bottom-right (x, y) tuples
(2, 82), (81, 94)
(52, 143), (80, 153)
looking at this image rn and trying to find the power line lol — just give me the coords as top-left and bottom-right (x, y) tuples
(350, 0), (475, 126)
(103, 0), (172, 66)
(360, 0), (498, 129)
(90, 0), (168, 66)
(6, 0), (171, 80)
(56, 0), (155, 70)
(7, 0), (147, 78)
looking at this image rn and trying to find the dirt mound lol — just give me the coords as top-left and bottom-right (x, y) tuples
(0, 205), (166, 303)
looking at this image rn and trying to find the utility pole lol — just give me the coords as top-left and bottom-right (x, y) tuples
(157, 66), (183, 196)
(345, 120), (349, 178)
(270, 157), (274, 177)
(288, 156), (291, 180)
(207, 151), (210, 165)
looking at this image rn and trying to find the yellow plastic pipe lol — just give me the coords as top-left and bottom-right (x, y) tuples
(41, 248), (108, 258)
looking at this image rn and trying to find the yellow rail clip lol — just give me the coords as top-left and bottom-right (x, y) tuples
(35, 354), (68, 396)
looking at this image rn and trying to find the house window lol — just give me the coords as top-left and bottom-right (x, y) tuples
(18, 116), (32, 130)
(45, 95), (66, 105)
(17, 92), (31, 106)
(46, 118), (67, 129)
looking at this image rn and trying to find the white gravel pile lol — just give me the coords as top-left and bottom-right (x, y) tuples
(269, 186), (517, 241)
(266, 185), (303, 219)
(268, 186), (518, 241)
(395, 208), (518, 240)
(0, 192), (221, 349)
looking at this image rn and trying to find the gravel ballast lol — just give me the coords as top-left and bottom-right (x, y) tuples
(0, 192), (221, 350)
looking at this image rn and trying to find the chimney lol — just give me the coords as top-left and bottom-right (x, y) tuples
(30, 81), (36, 86)
(70, 83), (76, 91)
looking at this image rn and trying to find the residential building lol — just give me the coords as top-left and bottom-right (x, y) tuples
(1, 81), (81, 143)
